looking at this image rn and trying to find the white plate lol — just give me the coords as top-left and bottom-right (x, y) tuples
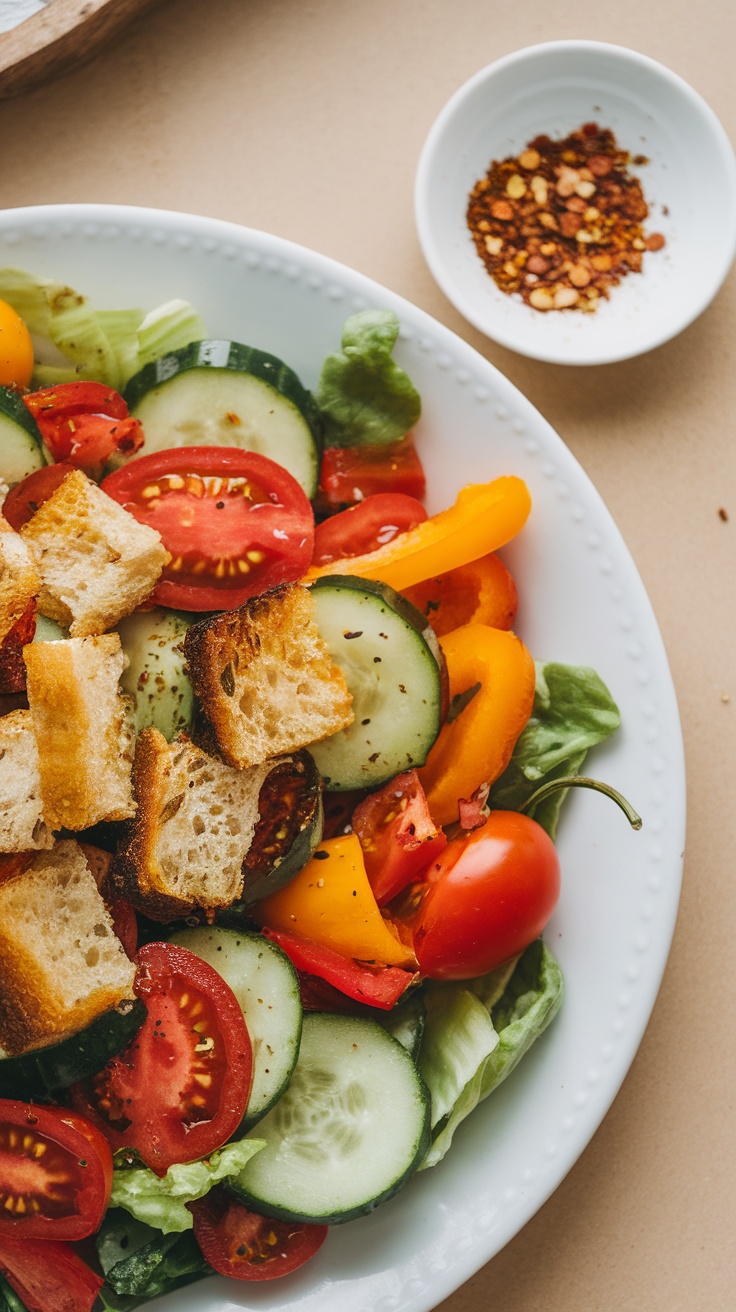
(0, 205), (685, 1310)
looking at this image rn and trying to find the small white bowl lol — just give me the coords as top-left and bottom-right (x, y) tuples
(415, 41), (736, 365)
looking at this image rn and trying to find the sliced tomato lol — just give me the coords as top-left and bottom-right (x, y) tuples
(101, 447), (315, 612)
(71, 941), (252, 1173)
(318, 434), (426, 511)
(109, 899), (138, 960)
(0, 1100), (111, 1242)
(321, 788), (367, 840)
(312, 493), (427, 566)
(262, 927), (417, 1010)
(190, 1187), (327, 1280)
(22, 382), (143, 471)
(351, 770), (447, 906)
(2, 463), (75, 531)
(0, 1234), (103, 1312)
(0, 603), (36, 695)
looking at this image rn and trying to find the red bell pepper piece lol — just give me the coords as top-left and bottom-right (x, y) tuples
(262, 927), (417, 1010)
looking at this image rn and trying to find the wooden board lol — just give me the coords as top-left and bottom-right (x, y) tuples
(0, 0), (159, 98)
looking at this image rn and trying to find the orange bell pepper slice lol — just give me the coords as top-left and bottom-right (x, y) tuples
(401, 552), (518, 637)
(304, 476), (531, 592)
(418, 623), (536, 827)
(251, 833), (416, 968)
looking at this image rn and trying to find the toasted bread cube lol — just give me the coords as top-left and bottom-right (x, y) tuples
(0, 517), (39, 644)
(24, 634), (135, 830)
(20, 469), (169, 636)
(112, 728), (273, 920)
(0, 840), (136, 1054)
(0, 709), (53, 852)
(185, 583), (354, 769)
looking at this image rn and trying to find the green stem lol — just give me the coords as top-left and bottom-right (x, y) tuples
(520, 775), (642, 830)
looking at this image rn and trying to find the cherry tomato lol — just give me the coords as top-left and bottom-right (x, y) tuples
(0, 1233), (103, 1312)
(190, 1187), (327, 1280)
(71, 941), (253, 1172)
(0, 1100), (111, 1241)
(318, 434), (426, 510)
(312, 493), (427, 566)
(351, 770), (447, 906)
(101, 447), (315, 612)
(2, 463), (75, 531)
(395, 812), (561, 980)
(0, 301), (33, 390)
(23, 382), (144, 472)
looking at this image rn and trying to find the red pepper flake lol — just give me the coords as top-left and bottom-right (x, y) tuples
(466, 123), (666, 313)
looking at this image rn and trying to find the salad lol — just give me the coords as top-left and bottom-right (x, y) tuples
(0, 269), (635, 1311)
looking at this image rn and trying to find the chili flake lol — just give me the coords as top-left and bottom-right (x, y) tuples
(466, 122), (666, 312)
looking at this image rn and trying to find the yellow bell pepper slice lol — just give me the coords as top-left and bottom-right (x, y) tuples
(418, 623), (536, 827)
(304, 476), (531, 592)
(252, 833), (415, 968)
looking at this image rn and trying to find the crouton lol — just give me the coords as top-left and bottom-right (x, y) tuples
(0, 517), (38, 644)
(111, 727), (274, 920)
(23, 634), (135, 830)
(0, 709), (53, 852)
(20, 468), (169, 636)
(0, 840), (136, 1055)
(185, 583), (353, 769)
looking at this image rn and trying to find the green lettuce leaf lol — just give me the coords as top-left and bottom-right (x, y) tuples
(136, 299), (206, 370)
(418, 940), (563, 1169)
(489, 661), (621, 838)
(316, 309), (421, 447)
(0, 267), (204, 391)
(484, 938), (564, 1096)
(110, 1138), (265, 1233)
(97, 1209), (207, 1309)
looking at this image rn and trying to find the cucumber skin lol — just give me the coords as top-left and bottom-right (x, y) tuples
(230, 1013), (431, 1225)
(221, 750), (324, 914)
(0, 999), (146, 1098)
(0, 386), (47, 482)
(308, 575), (448, 791)
(0, 386), (44, 443)
(169, 928), (303, 1131)
(123, 338), (323, 461)
(310, 574), (448, 703)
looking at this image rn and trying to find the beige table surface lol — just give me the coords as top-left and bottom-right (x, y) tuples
(1, 1), (735, 1308)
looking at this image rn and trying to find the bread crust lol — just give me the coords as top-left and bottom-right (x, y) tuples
(0, 708), (53, 852)
(0, 841), (136, 1055)
(0, 518), (39, 645)
(23, 635), (135, 829)
(111, 728), (272, 920)
(185, 583), (353, 769)
(20, 468), (169, 636)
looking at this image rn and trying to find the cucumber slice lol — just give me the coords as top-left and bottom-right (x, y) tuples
(123, 340), (322, 496)
(169, 927), (302, 1129)
(33, 615), (68, 642)
(233, 1012), (429, 1223)
(308, 576), (445, 791)
(0, 999), (146, 1098)
(0, 387), (47, 484)
(116, 607), (194, 741)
